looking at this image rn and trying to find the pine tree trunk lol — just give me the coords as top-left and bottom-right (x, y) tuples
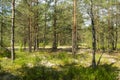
(28, 17), (32, 52)
(100, 33), (105, 52)
(114, 2), (118, 50)
(34, 0), (39, 51)
(0, 0), (3, 47)
(72, 0), (77, 54)
(111, 25), (115, 50)
(52, 0), (57, 51)
(0, 16), (3, 47)
(11, 0), (15, 60)
(43, 0), (47, 49)
(115, 16), (118, 50)
(28, 1), (32, 52)
(90, 0), (96, 68)
(23, 37), (26, 50)
(43, 13), (46, 49)
(0, 20), (3, 47)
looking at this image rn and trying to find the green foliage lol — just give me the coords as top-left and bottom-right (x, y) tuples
(61, 64), (118, 80)
(0, 51), (119, 80)
(17, 64), (118, 80)
(117, 44), (120, 49)
(0, 47), (11, 58)
(19, 65), (60, 80)
(57, 52), (68, 60)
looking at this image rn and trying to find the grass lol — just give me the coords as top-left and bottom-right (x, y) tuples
(0, 50), (120, 80)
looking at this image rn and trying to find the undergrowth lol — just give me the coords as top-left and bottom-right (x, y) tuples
(0, 51), (119, 80)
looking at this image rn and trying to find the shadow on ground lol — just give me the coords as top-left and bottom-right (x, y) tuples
(0, 70), (20, 80)
(0, 63), (119, 80)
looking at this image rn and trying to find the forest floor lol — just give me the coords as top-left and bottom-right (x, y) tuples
(0, 48), (120, 80)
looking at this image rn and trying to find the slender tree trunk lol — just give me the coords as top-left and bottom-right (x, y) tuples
(34, 26), (39, 51)
(0, 19), (3, 47)
(0, 17), (3, 47)
(43, 0), (47, 49)
(115, 28), (118, 50)
(115, 17), (118, 50)
(11, 0), (15, 60)
(111, 6), (115, 50)
(33, 26), (38, 51)
(0, 0), (3, 47)
(95, 8), (99, 51)
(23, 37), (26, 50)
(52, 0), (57, 51)
(114, 1), (118, 50)
(101, 33), (105, 52)
(111, 24), (115, 50)
(90, 0), (96, 68)
(34, 0), (39, 51)
(108, 7), (111, 52)
(72, 0), (77, 54)
(36, 26), (39, 50)
(108, 0), (115, 52)
(28, 1), (32, 52)
(22, 26), (26, 51)
(43, 13), (47, 48)
(28, 17), (32, 52)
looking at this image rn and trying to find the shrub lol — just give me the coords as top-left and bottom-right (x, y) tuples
(0, 47), (11, 58)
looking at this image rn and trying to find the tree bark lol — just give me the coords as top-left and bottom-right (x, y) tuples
(28, 1), (32, 52)
(0, 19), (3, 47)
(28, 17), (32, 52)
(43, 0), (47, 49)
(114, 1), (118, 50)
(34, 0), (39, 51)
(11, 0), (15, 60)
(0, 0), (3, 47)
(90, 0), (96, 68)
(52, 0), (57, 51)
(72, 0), (77, 54)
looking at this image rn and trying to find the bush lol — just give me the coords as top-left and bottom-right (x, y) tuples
(18, 64), (118, 80)
(19, 65), (61, 80)
(0, 47), (11, 58)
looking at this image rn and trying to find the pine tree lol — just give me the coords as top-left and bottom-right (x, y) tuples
(11, 0), (15, 60)
(72, 0), (77, 54)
